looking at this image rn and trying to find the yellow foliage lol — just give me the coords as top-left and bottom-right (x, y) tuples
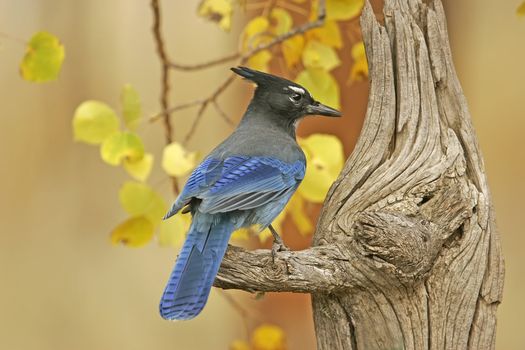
(295, 68), (340, 110)
(288, 194), (313, 236)
(302, 40), (341, 71)
(158, 212), (191, 247)
(20, 31), (65, 82)
(73, 101), (120, 145)
(230, 340), (251, 350)
(518, 2), (525, 16)
(197, 0), (233, 31)
(110, 216), (155, 247)
(100, 131), (144, 166)
(281, 35), (305, 69)
(251, 324), (287, 350)
(162, 142), (198, 177)
(349, 41), (368, 82)
(123, 153), (153, 182)
(119, 181), (167, 225)
(306, 20), (342, 49)
(231, 227), (251, 241)
(242, 16), (271, 51)
(248, 50), (272, 72)
(270, 8), (292, 35)
(121, 84), (142, 131)
(326, 0), (364, 21)
(298, 134), (344, 203)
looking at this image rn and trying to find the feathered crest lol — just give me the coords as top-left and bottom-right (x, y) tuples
(231, 66), (303, 91)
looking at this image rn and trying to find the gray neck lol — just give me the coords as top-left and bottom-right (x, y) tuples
(238, 100), (298, 139)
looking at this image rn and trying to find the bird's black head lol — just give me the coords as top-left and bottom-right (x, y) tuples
(231, 66), (341, 121)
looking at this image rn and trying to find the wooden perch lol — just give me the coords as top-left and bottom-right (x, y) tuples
(216, 0), (504, 349)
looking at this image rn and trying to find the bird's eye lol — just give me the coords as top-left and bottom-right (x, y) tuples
(290, 93), (302, 102)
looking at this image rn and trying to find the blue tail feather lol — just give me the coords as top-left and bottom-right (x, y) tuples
(159, 213), (234, 320)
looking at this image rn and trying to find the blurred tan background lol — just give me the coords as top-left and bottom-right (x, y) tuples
(0, 0), (524, 349)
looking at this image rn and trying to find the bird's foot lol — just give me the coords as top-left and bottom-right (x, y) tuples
(269, 224), (289, 263)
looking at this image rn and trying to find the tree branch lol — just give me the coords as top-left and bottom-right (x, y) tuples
(149, 0), (328, 143)
(215, 243), (354, 294)
(150, 0), (179, 194)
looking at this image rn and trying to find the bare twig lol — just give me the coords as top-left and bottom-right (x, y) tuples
(169, 52), (240, 71)
(150, 0), (179, 194)
(150, 99), (206, 122)
(155, 0), (327, 143)
(167, 0), (325, 73)
(217, 290), (260, 339)
(183, 74), (236, 144)
(212, 100), (235, 126)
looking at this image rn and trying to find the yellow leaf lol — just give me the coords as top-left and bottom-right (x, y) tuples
(121, 84), (142, 130)
(326, 0), (364, 21)
(162, 142), (198, 177)
(242, 16), (271, 51)
(295, 68), (340, 110)
(73, 101), (120, 145)
(517, 1), (525, 16)
(248, 50), (272, 72)
(230, 340), (251, 350)
(270, 8), (292, 35)
(100, 131), (144, 166)
(123, 153), (153, 182)
(251, 324), (287, 350)
(197, 0), (233, 31)
(349, 41), (368, 82)
(20, 31), (65, 82)
(119, 181), (167, 225)
(298, 134), (344, 203)
(287, 194), (313, 236)
(306, 20), (342, 49)
(281, 35), (305, 68)
(302, 40), (341, 71)
(158, 212), (191, 247)
(110, 216), (155, 247)
(231, 227), (251, 241)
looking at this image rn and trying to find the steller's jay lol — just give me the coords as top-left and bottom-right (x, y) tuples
(159, 66), (341, 320)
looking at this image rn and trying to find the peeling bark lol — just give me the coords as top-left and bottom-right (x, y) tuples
(215, 0), (504, 349)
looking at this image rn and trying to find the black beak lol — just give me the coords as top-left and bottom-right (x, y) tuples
(306, 101), (342, 117)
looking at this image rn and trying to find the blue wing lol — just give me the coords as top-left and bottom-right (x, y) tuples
(164, 156), (305, 218)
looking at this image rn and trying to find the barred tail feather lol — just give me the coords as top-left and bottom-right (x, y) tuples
(159, 214), (234, 320)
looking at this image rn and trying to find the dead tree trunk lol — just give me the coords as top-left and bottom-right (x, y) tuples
(215, 1), (504, 349)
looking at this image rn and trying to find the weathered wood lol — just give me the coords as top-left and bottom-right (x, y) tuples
(215, 0), (504, 349)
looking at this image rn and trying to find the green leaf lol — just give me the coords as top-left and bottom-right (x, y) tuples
(100, 131), (144, 166)
(73, 101), (120, 145)
(123, 153), (153, 182)
(121, 84), (142, 130)
(20, 31), (65, 82)
(295, 68), (340, 110)
(119, 181), (167, 225)
(302, 40), (341, 71)
(110, 216), (155, 247)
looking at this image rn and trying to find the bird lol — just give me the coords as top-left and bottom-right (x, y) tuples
(159, 66), (341, 320)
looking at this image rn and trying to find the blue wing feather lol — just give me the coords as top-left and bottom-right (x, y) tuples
(164, 156), (305, 218)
